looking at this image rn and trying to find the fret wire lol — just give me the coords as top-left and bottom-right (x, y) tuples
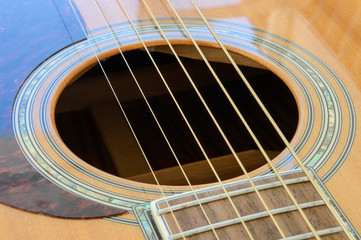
(157, 176), (310, 215)
(68, 0), (188, 239)
(187, 0), (354, 239)
(91, 0), (224, 239)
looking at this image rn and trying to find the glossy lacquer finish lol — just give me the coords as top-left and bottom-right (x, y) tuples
(0, 0), (125, 217)
(1, 0), (361, 239)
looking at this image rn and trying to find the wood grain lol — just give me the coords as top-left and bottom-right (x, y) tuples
(1, 0), (361, 239)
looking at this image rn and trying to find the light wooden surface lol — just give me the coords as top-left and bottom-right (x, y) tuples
(3, 0), (361, 239)
(0, 203), (142, 240)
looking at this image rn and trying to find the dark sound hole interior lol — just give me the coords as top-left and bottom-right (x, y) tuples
(55, 46), (299, 185)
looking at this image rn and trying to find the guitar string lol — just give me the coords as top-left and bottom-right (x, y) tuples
(95, 0), (253, 238)
(67, 0), (348, 239)
(163, 0), (323, 239)
(165, 0), (323, 238)
(117, 0), (290, 238)
(74, 0), (232, 239)
(147, 0), (344, 238)
(121, 1), (259, 239)
(114, 0), (257, 239)
(91, 0), (221, 239)
(94, 0), (255, 238)
(145, 0), (295, 238)
(72, 1), (314, 239)
(67, 1), (187, 239)
(187, 0), (354, 239)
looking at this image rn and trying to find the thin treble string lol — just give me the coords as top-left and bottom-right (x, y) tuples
(187, 1), (354, 239)
(67, 1), (186, 239)
(163, 1), (323, 239)
(90, 0), (221, 239)
(157, 0), (294, 238)
(117, 0), (259, 239)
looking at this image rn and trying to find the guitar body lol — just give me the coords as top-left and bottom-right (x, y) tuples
(1, 0), (361, 239)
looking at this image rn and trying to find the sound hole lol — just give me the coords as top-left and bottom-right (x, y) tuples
(55, 46), (298, 185)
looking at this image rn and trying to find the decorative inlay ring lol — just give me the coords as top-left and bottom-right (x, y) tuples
(13, 19), (355, 209)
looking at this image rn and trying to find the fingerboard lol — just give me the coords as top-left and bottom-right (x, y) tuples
(151, 171), (348, 239)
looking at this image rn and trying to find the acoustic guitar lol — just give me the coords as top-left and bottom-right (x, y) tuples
(1, 0), (361, 239)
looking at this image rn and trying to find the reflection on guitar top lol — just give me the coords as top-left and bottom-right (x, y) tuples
(1, 0), (361, 239)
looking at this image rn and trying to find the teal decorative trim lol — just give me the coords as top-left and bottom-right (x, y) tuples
(133, 203), (162, 240)
(12, 18), (355, 211)
(104, 216), (139, 226)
